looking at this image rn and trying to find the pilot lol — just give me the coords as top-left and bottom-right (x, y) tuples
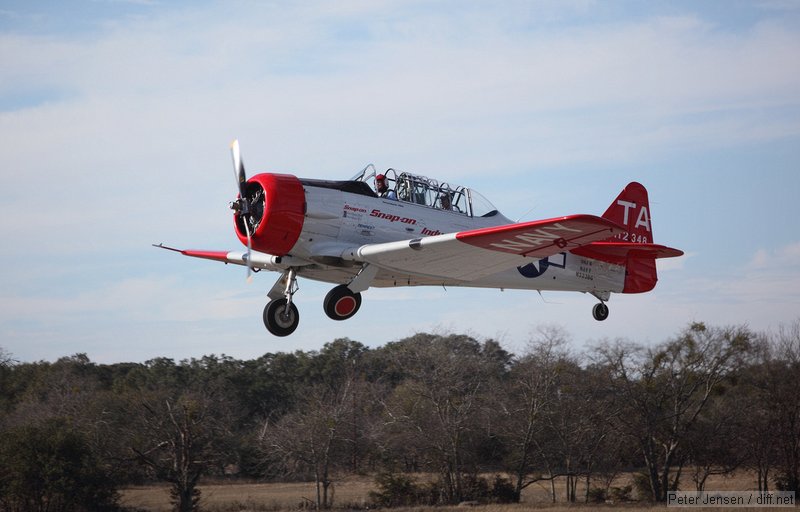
(376, 174), (397, 200)
(440, 193), (452, 210)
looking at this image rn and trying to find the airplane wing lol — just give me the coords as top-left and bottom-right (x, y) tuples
(348, 215), (625, 281)
(153, 244), (251, 265)
(152, 244), (313, 270)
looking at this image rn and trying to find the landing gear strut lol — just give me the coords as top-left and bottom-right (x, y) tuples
(264, 269), (300, 336)
(592, 302), (609, 321)
(261, 264), (374, 335)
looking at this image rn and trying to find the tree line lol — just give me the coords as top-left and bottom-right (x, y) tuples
(1, 320), (798, 511)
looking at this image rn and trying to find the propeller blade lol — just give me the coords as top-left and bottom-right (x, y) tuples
(242, 217), (254, 283)
(230, 138), (254, 282)
(231, 139), (247, 198)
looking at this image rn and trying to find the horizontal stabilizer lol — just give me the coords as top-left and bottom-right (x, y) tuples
(571, 242), (683, 266)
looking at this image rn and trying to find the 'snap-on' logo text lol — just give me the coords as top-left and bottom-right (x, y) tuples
(370, 209), (417, 225)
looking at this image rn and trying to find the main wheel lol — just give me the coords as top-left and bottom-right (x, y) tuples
(263, 299), (300, 336)
(323, 285), (362, 321)
(592, 302), (609, 321)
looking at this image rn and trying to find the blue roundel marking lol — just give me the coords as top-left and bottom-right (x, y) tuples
(517, 252), (566, 279)
(518, 258), (550, 278)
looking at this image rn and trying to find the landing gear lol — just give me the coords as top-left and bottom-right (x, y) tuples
(261, 265), (372, 335)
(263, 298), (300, 336)
(263, 268), (300, 336)
(323, 284), (362, 321)
(592, 302), (609, 321)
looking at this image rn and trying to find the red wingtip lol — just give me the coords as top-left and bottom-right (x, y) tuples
(179, 250), (230, 263)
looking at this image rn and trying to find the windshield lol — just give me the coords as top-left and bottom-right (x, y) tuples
(349, 164), (377, 182)
(351, 165), (500, 218)
(467, 189), (499, 217)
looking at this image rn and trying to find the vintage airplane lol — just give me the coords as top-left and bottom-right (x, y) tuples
(155, 140), (683, 336)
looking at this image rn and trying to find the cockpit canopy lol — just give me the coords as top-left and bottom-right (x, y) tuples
(351, 164), (500, 218)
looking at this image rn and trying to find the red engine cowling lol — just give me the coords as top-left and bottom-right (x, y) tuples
(234, 173), (305, 256)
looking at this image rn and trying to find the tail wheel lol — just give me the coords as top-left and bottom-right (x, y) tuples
(323, 285), (362, 321)
(264, 299), (299, 336)
(592, 303), (609, 321)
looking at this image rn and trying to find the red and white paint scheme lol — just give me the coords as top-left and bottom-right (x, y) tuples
(155, 140), (683, 336)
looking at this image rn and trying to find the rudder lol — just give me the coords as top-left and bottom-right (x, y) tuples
(602, 182), (657, 293)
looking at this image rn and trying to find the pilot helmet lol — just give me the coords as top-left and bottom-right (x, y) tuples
(375, 174), (387, 192)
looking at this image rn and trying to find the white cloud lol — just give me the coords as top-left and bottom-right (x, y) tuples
(0, 275), (249, 323)
(657, 252), (691, 272)
(749, 242), (800, 269)
(2, 2), (800, 361)
(658, 243), (800, 333)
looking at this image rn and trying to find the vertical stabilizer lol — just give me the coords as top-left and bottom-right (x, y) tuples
(602, 182), (658, 293)
(602, 182), (653, 244)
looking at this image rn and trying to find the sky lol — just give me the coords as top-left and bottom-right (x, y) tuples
(1, 0), (799, 363)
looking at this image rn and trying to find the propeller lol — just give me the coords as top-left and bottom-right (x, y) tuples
(230, 139), (254, 282)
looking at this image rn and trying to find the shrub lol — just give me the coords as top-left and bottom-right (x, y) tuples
(587, 487), (607, 503)
(632, 472), (654, 502)
(369, 472), (424, 507)
(370, 472), (519, 507)
(488, 475), (518, 503)
(460, 474), (490, 502)
(609, 485), (633, 502)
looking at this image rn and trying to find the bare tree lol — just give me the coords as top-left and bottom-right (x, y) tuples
(0, 347), (14, 427)
(128, 389), (233, 512)
(551, 362), (620, 503)
(772, 321), (800, 493)
(494, 326), (567, 502)
(260, 367), (357, 509)
(684, 388), (746, 491)
(0, 347), (14, 372)
(746, 320), (800, 493)
(379, 334), (497, 504)
(593, 323), (752, 502)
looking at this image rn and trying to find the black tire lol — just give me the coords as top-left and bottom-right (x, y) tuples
(263, 299), (300, 336)
(323, 285), (362, 321)
(592, 303), (609, 321)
